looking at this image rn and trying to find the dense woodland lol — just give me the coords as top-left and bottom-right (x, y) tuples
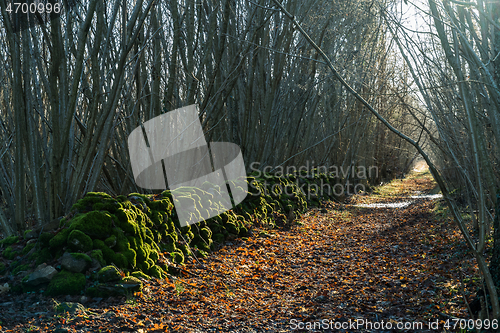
(1, 0), (500, 321)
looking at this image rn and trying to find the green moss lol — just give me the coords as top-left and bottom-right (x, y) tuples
(96, 238), (132, 268)
(67, 230), (93, 252)
(193, 237), (212, 252)
(23, 230), (33, 239)
(128, 193), (151, 204)
(70, 211), (113, 238)
(123, 248), (137, 268)
(39, 232), (53, 247)
(127, 236), (143, 251)
(139, 239), (152, 259)
(116, 208), (141, 235)
(213, 233), (225, 244)
(93, 200), (121, 213)
(12, 264), (30, 275)
(21, 274), (40, 293)
(152, 230), (162, 244)
(54, 301), (86, 314)
(97, 265), (122, 283)
(71, 192), (116, 213)
(149, 265), (165, 279)
(49, 228), (70, 249)
(239, 226), (248, 236)
(22, 242), (36, 255)
(149, 249), (159, 262)
(165, 233), (177, 245)
(114, 252), (128, 268)
(171, 250), (184, 265)
(31, 247), (52, 266)
(85, 286), (101, 298)
(149, 210), (163, 226)
(2, 246), (17, 260)
(113, 229), (130, 252)
(59, 217), (67, 228)
(0, 235), (19, 246)
(70, 252), (92, 263)
(105, 234), (117, 248)
(161, 242), (177, 253)
(117, 195), (127, 202)
(45, 270), (86, 296)
(90, 249), (105, 266)
(131, 271), (151, 280)
(3, 175), (338, 296)
(0, 262), (5, 274)
(103, 247), (118, 266)
(93, 239), (106, 250)
(224, 221), (240, 235)
(178, 244), (192, 256)
(122, 276), (143, 291)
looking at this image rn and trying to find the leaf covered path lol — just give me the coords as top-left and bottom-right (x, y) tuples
(2, 169), (475, 332)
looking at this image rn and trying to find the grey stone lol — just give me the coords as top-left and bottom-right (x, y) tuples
(61, 252), (90, 273)
(91, 282), (141, 297)
(24, 230), (39, 240)
(54, 301), (86, 314)
(24, 264), (58, 286)
(54, 328), (70, 333)
(89, 258), (102, 273)
(97, 266), (121, 283)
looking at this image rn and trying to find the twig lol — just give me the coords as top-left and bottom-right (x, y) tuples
(459, 269), (474, 319)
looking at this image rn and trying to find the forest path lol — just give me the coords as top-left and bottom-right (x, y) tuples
(3, 166), (476, 332)
(107, 166), (473, 332)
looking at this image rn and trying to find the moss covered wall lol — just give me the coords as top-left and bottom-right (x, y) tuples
(1, 172), (341, 296)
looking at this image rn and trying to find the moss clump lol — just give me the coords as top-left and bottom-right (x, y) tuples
(135, 245), (149, 265)
(70, 211), (114, 238)
(12, 264), (30, 275)
(131, 271), (151, 280)
(67, 230), (93, 252)
(171, 250), (184, 265)
(0, 235), (19, 246)
(31, 247), (52, 266)
(90, 249), (105, 266)
(23, 230), (33, 239)
(49, 228), (70, 249)
(112, 229), (129, 252)
(122, 276), (143, 291)
(71, 192), (119, 214)
(39, 232), (53, 247)
(0, 262), (6, 274)
(54, 301), (86, 314)
(113, 252), (129, 268)
(2, 246), (17, 260)
(149, 265), (166, 279)
(123, 248), (137, 268)
(178, 244), (192, 256)
(104, 234), (117, 248)
(93, 240), (128, 267)
(213, 233), (225, 244)
(97, 265), (122, 283)
(224, 221), (240, 235)
(22, 242), (36, 255)
(45, 270), (86, 296)
(70, 252), (92, 263)
(21, 275), (39, 293)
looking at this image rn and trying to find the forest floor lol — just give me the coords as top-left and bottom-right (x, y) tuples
(0, 164), (481, 332)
